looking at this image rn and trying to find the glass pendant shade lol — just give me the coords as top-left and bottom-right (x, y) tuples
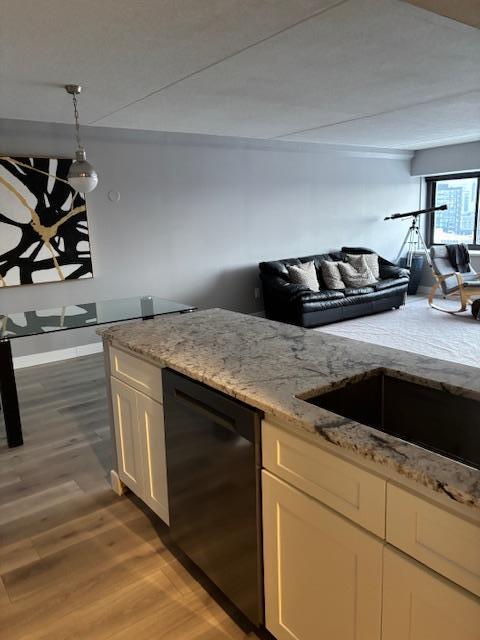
(67, 148), (98, 193)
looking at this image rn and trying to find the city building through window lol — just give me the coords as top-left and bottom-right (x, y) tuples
(427, 173), (480, 248)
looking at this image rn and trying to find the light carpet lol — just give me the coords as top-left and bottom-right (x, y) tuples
(316, 297), (479, 369)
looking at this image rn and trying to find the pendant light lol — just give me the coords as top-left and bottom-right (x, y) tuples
(65, 84), (98, 193)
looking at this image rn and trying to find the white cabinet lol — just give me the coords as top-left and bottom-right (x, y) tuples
(111, 377), (144, 496)
(382, 547), (480, 640)
(111, 376), (169, 524)
(386, 484), (480, 597)
(136, 391), (169, 522)
(263, 420), (386, 536)
(262, 470), (383, 640)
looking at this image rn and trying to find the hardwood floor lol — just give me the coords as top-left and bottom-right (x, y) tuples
(0, 354), (257, 639)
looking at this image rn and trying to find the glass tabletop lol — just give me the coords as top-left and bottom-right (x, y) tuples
(0, 296), (196, 340)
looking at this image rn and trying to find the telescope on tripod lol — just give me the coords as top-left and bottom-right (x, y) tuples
(384, 204), (447, 268)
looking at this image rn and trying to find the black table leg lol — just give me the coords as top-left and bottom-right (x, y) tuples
(0, 339), (23, 447)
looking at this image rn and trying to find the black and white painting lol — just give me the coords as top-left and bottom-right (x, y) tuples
(0, 156), (93, 287)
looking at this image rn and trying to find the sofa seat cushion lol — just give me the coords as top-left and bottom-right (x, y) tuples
(301, 296), (349, 313)
(297, 290), (345, 303)
(373, 276), (409, 291)
(340, 286), (407, 305)
(344, 286), (375, 296)
(302, 285), (407, 310)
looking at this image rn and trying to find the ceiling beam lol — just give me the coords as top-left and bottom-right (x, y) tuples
(402, 0), (480, 29)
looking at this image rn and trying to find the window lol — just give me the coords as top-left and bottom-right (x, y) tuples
(426, 173), (480, 249)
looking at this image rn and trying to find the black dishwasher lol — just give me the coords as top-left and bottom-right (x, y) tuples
(162, 369), (264, 627)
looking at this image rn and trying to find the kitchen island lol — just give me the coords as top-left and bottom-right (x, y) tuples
(99, 308), (480, 640)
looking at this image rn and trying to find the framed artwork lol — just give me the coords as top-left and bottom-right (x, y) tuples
(0, 156), (93, 287)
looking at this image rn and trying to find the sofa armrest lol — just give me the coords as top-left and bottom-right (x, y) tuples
(260, 274), (311, 300)
(379, 264), (410, 280)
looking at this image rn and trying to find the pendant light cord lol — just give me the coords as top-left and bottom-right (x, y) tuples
(72, 93), (83, 150)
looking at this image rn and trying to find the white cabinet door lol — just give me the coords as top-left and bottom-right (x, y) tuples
(136, 391), (169, 525)
(382, 547), (480, 640)
(111, 377), (144, 495)
(262, 470), (383, 640)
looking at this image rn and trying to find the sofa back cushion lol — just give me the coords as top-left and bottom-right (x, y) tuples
(338, 260), (377, 287)
(320, 260), (345, 290)
(346, 253), (379, 280)
(286, 261), (320, 292)
(260, 252), (343, 288)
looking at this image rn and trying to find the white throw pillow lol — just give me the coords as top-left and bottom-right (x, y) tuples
(287, 261), (320, 292)
(320, 260), (345, 290)
(346, 253), (379, 280)
(337, 259), (377, 288)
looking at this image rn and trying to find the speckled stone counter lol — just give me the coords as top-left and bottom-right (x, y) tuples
(99, 308), (480, 512)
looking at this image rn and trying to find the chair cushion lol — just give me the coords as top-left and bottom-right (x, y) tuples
(464, 280), (480, 288)
(286, 261), (320, 292)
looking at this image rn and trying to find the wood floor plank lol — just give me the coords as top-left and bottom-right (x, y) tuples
(0, 540), (40, 576)
(0, 530), (175, 639)
(0, 432), (105, 473)
(2, 515), (163, 603)
(0, 475), (21, 490)
(33, 567), (173, 640)
(0, 481), (84, 526)
(0, 577), (10, 608)
(31, 498), (140, 558)
(0, 488), (116, 547)
(109, 592), (249, 640)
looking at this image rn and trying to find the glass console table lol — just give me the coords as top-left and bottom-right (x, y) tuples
(0, 296), (196, 448)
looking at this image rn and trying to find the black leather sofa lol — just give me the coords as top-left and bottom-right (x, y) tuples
(259, 247), (409, 328)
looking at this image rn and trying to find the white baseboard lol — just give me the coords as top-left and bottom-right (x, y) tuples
(13, 342), (103, 370)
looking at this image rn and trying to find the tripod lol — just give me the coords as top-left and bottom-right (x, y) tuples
(394, 214), (432, 268)
(385, 204), (446, 267)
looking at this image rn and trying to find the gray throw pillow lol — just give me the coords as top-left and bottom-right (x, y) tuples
(287, 261), (320, 292)
(337, 259), (377, 287)
(320, 260), (345, 290)
(346, 253), (379, 280)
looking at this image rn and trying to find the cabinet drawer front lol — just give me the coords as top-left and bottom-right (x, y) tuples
(386, 484), (480, 597)
(110, 346), (163, 404)
(263, 471), (383, 640)
(382, 547), (480, 640)
(262, 420), (386, 537)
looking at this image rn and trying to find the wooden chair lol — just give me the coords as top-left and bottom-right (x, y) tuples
(429, 245), (480, 313)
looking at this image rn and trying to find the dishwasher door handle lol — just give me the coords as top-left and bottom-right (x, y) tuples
(173, 388), (237, 433)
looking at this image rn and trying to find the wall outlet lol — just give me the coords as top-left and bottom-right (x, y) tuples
(254, 287), (261, 300)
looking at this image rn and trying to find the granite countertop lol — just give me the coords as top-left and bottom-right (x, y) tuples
(99, 308), (480, 512)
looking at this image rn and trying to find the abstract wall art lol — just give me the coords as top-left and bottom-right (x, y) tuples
(0, 156), (93, 287)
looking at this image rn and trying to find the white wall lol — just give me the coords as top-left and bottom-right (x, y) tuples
(0, 119), (420, 358)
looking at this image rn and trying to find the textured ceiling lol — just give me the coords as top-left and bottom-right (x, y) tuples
(1, 0), (479, 150)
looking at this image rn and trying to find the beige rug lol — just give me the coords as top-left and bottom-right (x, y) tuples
(316, 297), (479, 369)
